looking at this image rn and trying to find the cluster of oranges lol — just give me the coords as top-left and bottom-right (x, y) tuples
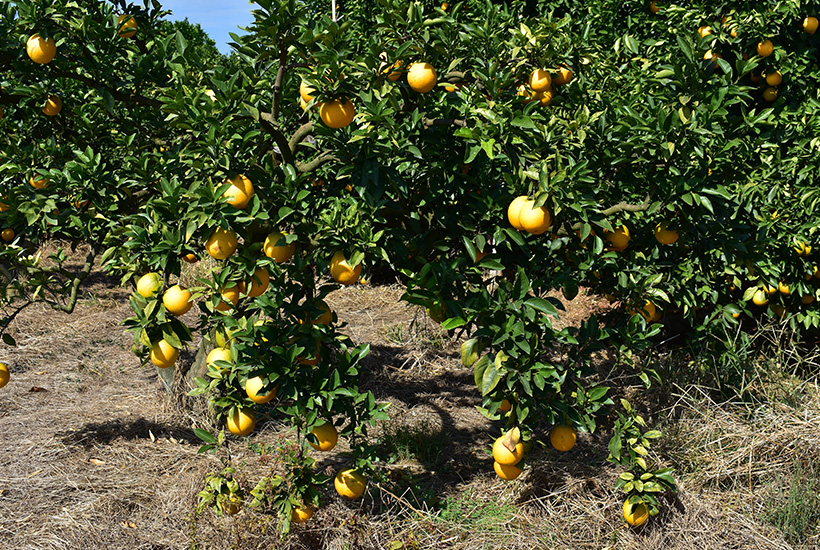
(491, 424), (577, 481)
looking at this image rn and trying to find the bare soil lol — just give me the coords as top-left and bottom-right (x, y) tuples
(0, 273), (815, 549)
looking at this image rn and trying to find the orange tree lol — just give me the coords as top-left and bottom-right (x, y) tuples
(2, 0), (820, 529)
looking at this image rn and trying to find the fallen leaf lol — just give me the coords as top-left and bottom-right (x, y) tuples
(119, 521), (137, 529)
(35, 371), (46, 375)
(89, 458), (105, 465)
(148, 430), (155, 442)
(28, 386), (47, 393)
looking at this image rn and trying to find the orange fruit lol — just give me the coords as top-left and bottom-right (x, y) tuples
(319, 98), (355, 129)
(1, 229), (15, 242)
(757, 39), (774, 57)
(216, 285), (240, 312)
(302, 299), (333, 325)
(0, 363), (9, 389)
(493, 461), (523, 480)
(205, 227), (238, 260)
(507, 196), (529, 230)
(245, 375), (277, 404)
(765, 71), (782, 86)
(649, 1), (659, 14)
(309, 422), (339, 451)
(605, 225), (630, 251)
(150, 339), (179, 369)
(42, 95), (62, 116)
(222, 174), (254, 209)
(264, 231), (295, 263)
(654, 221), (679, 245)
(629, 300), (657, 322)
(752, 288), (769, 306)
(778, 282), (790, 296)
(492, 435), (524, 466)
(241, 267), (270, 298)
(299, 80), (316, 102)
(517, 200), (552, 235)
(549, 425), (577, 452)
(206, 347), (232, 368)
(226, 407), (256, 436)
(291, 504), (314, 523)
(528, 69), (551, 92)
(623, 500), (649, 527)
(553, 65), (573, 85)
(117, 14), (138, 38)
(763, 87), (779, 102)
(794, 241), (812, 257)
(802, 294), (816, 305)
(182, 253), (198, 263)
(698, 26), (712, 38)
(804, 17), (818, 34)
(221, 496), (241, 515)
(29, 175), (48, 189)
(297, 340), (321, 366)
(534, 88), (554, 106)
(136, 272), (162, 298)
(498, 398), (511, 412)
(334, 468), (367, 499)
(330, 251), (362, 285)
(27, 34), (57, 64)
(162, 284), (192, 315)
(407, 62), (437, 93)
(379, 58), (403, 81)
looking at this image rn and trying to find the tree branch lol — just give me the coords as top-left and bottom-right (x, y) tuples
(600, 194), (652, 216)
(288, 122), (314, 154)
(296, 151), (338, 173)
(48, 67), (162, 108)
(271, 41), (288, 120)
(258, 113), (296, 166)
(422, 117), (467, 128)
(52, 247), (97, 314)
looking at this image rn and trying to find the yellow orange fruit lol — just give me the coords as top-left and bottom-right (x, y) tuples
(222, 174), (254, 209)
(309, 422), (339, 451)
(698, 26), (712, 38)
(245, 375), (277, 404)
(182, 253), (198, 263)
(27, 34), (57, 64)
(517, 200), (552, 235)
(241, 267), (270, 298)
(494, 461), (523, 480)
(42, 96), (62, 116)
(0, 363), (9, 389)
(804, 16), (819, 34)
(492, 435), (524, 466)
(379, 58), (403, 81)
(205, 227), (238, 260)
(763, 87), (779, 102)
(334, 468), (367, 499)
(553, 65), (574, 85)
(206, 347), (232, 368)
(654, 222), (679, 245)
(291, 504), (314, 523)
(605, 225), (630, 251)
(299, 80), (316, 102)
(1, 229), (15, 242)
(623, 500), (649, 527)
(757, 39), (774, 57)
(29, 175), (48, 189)
(629, 300), (657, 322)
(528, 69), (551, 92)
(802, 294), (816, 305)
(649, 1), (659, 14)
(150, 339), (179, 369)
(136, 272), (162, 298)
(795, 242), (812, 257)
(778, 281), (790, 296)
(263, 231), (295, 263)
(330, 251), (362, 285)
(319, 98), (355, 129)
(162, 284), (192, 315)
(507, 196), (529, 230)
(549, 425), (577, 452)
(117, 14), (138, 38)
(765, 71), (782, 86)
(752, 288), (769, 306)
(498, 399), (511, 412)
(407, 62), (437, 93)
(226, 407), (256, 436)
(216, 285), (240, 312)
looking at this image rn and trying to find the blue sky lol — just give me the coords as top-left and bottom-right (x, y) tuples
(158, 1), (256, 54)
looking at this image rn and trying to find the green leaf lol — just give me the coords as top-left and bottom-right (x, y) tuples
(194, 429), (217, 444)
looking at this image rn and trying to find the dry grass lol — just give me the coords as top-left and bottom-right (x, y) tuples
(0, 270), (817, 549)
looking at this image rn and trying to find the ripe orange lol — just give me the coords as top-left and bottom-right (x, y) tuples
(698, 26), (712, 38)
(765, 71), (782, 86)
(299, 80), (316, 102)
(534, 88), (554, 106)
(136, 272), (162, 298)
(222, 174), (254, 209)
(297, 340), (321, 366)
(493, 461), (523, 480)
(302, 299), (333, 325)
(757, 39), (774, 57)
(605, 225), (630, 251)
(334, 468), (367, 499)
(205, 227), (238, 260)
(763, 87), (779, 102)
(762, 283), (778, 295)
(528, 69), (551, 92)
(553, 65), (573, 85)
(29, 175), (48, 189)
(794, 241), (812, 257)
(330, 251), (362, 285)
(0, 363), (9, 389)
(507, 196), (529, 230)
(27, 34), (57, 64)
(517, 200), (552, 234)
(162, 284), (192, 315)
(226, 407), (256, 436)
(241, 267), (270, 298)
(182, 253), (198, 263)
(623, 500), (649, 527)
(492, 435), (524, 466)
(498, 398), (511, 412)
(216, 285), (240, 312)
(379, 57), (403, 81)
(245, 375), (277, 404)
(42, 96), (62, 116)
(222, 496), (241, 515)
(291, 504), (314, 523)
(549, 425), (577, 452)
(804, 17), (819, 34)
(319, 98), (355, 129)
(309, 422), (339, 451)
(117, 14), (138, 38)
(150, 339), (179, 369)
(649, 1), (659, 14)
(752, 288), (769, 306)
(407, 62), (438, 93)
(629, 300), (657, 322)
(263, 231), (295, 263)
(1, 229), (15, 242)
(206, 347), (232, 368)
(654, 221), (678, 245)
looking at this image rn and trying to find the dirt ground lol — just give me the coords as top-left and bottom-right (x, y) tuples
(0, 270), (813, 549)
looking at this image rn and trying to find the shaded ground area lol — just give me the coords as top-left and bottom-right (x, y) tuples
(0, 275), (814, 549)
